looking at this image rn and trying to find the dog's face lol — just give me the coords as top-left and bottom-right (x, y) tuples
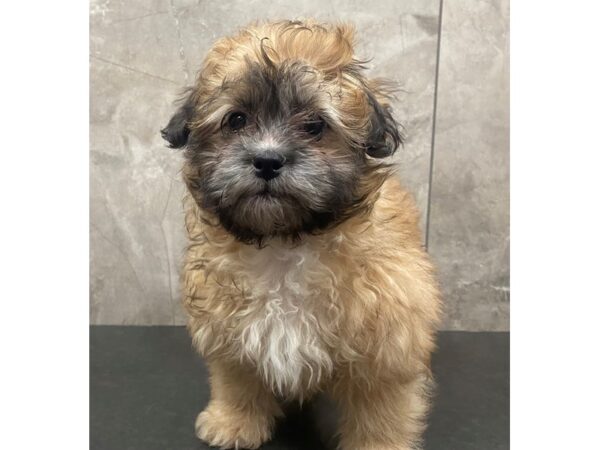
(162, 21), (401, 243)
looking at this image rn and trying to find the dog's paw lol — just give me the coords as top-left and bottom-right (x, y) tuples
(195, 401), (273, 449)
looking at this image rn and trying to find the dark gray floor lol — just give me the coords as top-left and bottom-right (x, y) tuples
(90, 327), (509, 450)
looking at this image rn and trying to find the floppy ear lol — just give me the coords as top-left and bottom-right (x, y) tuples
(161, 91), (196, 149)
(364, 90), (402, 158)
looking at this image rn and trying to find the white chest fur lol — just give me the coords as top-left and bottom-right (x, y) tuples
(235, 242), (334, 396)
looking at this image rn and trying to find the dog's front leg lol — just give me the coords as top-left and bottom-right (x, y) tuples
(334, 375), (431, 450)
(195, 360), (282, 449)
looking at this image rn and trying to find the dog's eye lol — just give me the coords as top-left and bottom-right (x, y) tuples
(227, 112), (247, 131)
(303, 117), (325, 137)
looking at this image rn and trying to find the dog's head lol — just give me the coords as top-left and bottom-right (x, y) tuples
(162, 20), (401, 244)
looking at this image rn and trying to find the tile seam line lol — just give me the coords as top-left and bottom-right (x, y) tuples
(90, 56), (180, 84)
(425, 0), (444, 250)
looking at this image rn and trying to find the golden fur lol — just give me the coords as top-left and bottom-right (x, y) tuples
(170, 20), (442, 450)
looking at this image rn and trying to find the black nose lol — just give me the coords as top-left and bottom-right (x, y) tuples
(253, 151), (285, 181)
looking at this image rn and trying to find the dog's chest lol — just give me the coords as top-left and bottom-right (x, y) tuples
(236, 244), (333, 395)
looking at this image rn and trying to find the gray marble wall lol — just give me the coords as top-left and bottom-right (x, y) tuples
(90, 0), (509, 330)
(428, 0), (509, 331)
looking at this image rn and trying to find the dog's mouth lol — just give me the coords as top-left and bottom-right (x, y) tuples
(226, 186), (289, 212)
(216, 180), (283, 207)
(243, 183), (286, 201)
(257, 185), (271, 195)
(257, 185), (279, 198)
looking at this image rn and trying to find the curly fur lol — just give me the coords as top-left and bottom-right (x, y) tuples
(163, 20), (442, 450)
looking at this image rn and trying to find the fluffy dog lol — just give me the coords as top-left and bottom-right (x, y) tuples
(161, 20), (441, 450)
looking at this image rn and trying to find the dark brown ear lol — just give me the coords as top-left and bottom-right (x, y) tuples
(161, 91), (196, 149)
(364, 90), (402, 158)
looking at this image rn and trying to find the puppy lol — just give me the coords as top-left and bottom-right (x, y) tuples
(162, 20), (441, 450)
